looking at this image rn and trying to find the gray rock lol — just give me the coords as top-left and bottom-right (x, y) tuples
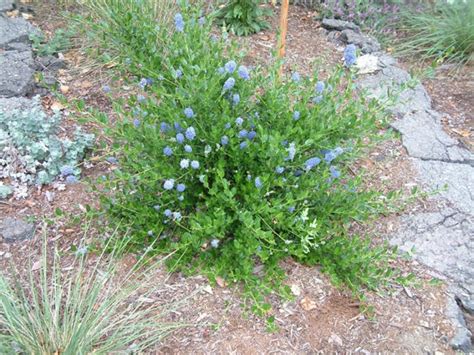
(0, 217), (35, 243)
(0, 16), (38, 49)
(390, 210), (474, 293)
(326, 30), (342, 44)
(0, 0), (13, 12)
(0, 49), (35, 97)
(341, 29), (381, 53)
(413, 159), (474, 215)
(36, 55), (66, 71)
(358, 65), (432, 116)
(4, 41), (31, 52)
(446, 295), (473, 352)
(321, 18), (360, 33)
(391, 110), (474, 164)
(0, 96), (35, 113)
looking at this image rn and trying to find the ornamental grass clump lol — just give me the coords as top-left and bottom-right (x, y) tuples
(0, 234), (187, 354)
(88, 4), (400, 310)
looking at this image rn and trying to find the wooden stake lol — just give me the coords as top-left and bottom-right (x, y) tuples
(277, 0), (289, 77)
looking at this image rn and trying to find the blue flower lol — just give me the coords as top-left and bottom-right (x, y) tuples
(173, 211), (182, 221)
(288, 206), (295, 213)
(275, 166), (285, 174)
(125, 58), (131, 65)
(305, 157), (321, 171)
(240, 141), (248, 149)
(174, 122), (183, 132)
(60, 165), (74, 177)
(225, 123), (231, 129)
(286, 143), (296, 161)
(176, 133), (185, 144)
(137, 94), (146, 103)
(221, 135), (229, 145)
(163, 179), (175, 190)
(211, 239), (219, 248)
(160, 122), (170, 133)
(313, 95), (323, 104)
(138, 78), (147, 89)
(198, 16), (205, 25)
(315, 81), (325, 94)
(146, 78), (154, 85)
(291, 72), (301, 82)
(235, 116), (243, 126)
(147, 230), (154, 237)
(184, 107), (194, 118)
(247, 131), (256, 140)
(344, 44), (357, 67)
(180, 159), (190, 169)
(324, 151), (336, 163)
(330, 166), (341, 179)
(224, 60), (237, 73)
(175, 69), (183, 78)
(232, 93), (240, 105)
(164, 209), (172, 217)
(102, 85), (111, 93)
(293, 111), (300, 120)
(153, 205), (160, 211)
(281, 140), (288, 147)
(163, 146), (173, 156)
(238, 65), (250, 80)
(191, 160), (200, 169)
(176, 183), (186, 192)
(247, 174), (252, 181)
(217, 67), (225, 75)
(333, 146), (344, 155)
(178, 195), (184, 201)
(255, 177), (263, 189)
(106, 157), (118, 164)
(184, 144), (192, 153)
(65, 175), (78, 184)
(175, 13), (184, 32)
(133, 119), (140, 128)
(223, 77), (235, 91)
(239, 129), (248, 139)
(185, 126), (196, 140)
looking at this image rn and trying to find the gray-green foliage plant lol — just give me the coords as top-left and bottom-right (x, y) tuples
(30, 29), (73, 57)
(0, 97), (94, 198)
(0, 234), (188, 354)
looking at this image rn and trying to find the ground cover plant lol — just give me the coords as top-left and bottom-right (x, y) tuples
(395, 0), (474, 65)
(78, 1), (403, 315)
(0, 233), (186, 354)
(0, 97), (94, 199)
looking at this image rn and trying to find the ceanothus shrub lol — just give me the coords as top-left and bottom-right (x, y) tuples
(98, 8), (397, 305)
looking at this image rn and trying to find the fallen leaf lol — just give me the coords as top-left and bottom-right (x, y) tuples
(6, 10), (19, 17)
(80, 80), (93, 89)
(203, 285), (213, 295)
(51, 101), (65, 111)
(290, 284), (301, 296)
(60, 85), (70, 94)
(215, 276), (227, 288)
(452, 128), (471, 138)
(300, 297), (317, 311)
(21, 13), (34, 20)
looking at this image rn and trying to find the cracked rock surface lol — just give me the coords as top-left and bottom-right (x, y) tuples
(322, 17), (474, 351)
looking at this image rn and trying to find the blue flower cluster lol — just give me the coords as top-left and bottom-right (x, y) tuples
(344, 44), (357, 67)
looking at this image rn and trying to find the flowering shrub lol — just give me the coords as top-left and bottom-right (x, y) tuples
(89, 5), (399, 310)
(0, 98), (94, 199)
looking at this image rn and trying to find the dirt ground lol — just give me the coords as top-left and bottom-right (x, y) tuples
(3, 2), (473, 353)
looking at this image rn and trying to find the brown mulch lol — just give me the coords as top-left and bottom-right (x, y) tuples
(2, 2), (470, 353)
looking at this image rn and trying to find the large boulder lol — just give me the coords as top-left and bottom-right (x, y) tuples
(0, 217), (35, 243)
(0, 0), (14, 13)
(321, 18), (360, 33)
(341, 29), (381, 53)
(0, 49), (35, 97)
(0, 16), (37, 49)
